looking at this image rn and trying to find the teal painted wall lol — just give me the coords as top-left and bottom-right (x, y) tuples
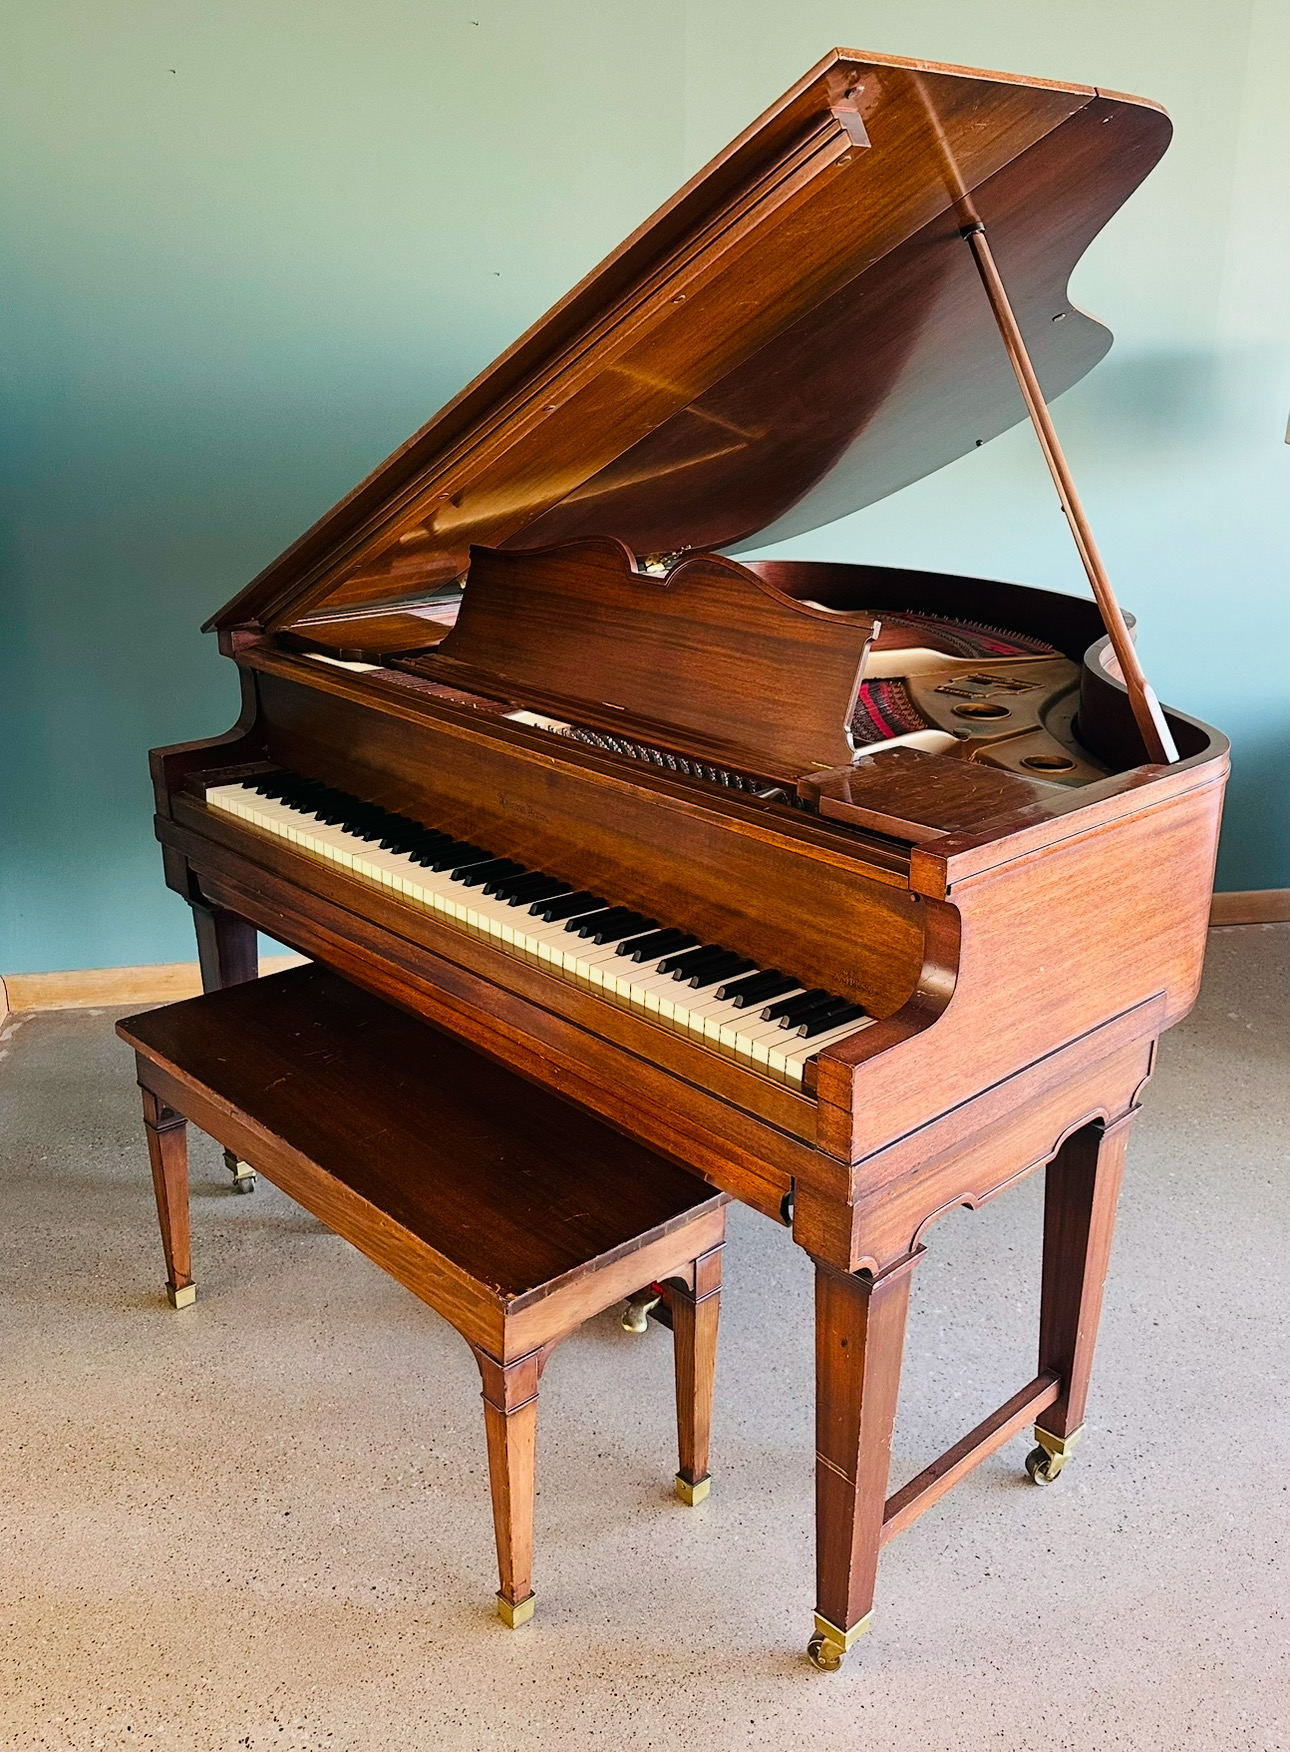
(2, 1), (1286, 975)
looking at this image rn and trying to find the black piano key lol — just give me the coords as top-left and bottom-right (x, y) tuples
(657, 943), (725, 977)
(428, 842), (490, 872)
(347, 812), (390, 841)
(379, 819), (423, 849)
(533, 891), (606, 922)
(777, 994), (849, 1031)
(686, 954), (755, 989)
(587, 911), (655, 945)
(567, 906), (645, 940)
(761, 987), (832, 1023)
(488, 871), (555, 903)
(482, 866), (538, 897)
(457, 858), (525, 889)
(717, 969), (793, 1005)
(564, 910), (616, 936)
(506, 877), (571, 908)
(797, 1002), (867, 1040)
(409, 833), (459, 864)
(620, 929), (697, 962)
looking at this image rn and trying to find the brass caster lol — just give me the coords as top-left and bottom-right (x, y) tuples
(807, 1611), (870, 1670)
(223, 1148), (256, 1193)
(1025, 1445), (1062, 1483)
(167, 1282), (196, 1310)
(675, 1473), (710, 1506)
(1026, 1423), (1082, 1484)
(496, 1592), (535, 1629)
(807, 1634), (844, 1672)
(621, 1289), (662, 1333)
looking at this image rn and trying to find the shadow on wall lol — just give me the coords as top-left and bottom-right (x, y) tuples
(1214, 725), (1288, 892)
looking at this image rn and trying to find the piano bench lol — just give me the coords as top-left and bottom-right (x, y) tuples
(116, 964), (728, 1630)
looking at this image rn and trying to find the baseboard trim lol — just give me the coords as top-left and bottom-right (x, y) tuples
(1209, 889), (1290, 927)
(0, 955), (306, 1022)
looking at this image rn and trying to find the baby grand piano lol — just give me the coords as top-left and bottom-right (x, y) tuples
(149, 50), (1228, 1666)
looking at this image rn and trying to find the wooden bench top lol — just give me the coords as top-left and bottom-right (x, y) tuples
(118, 964), (725, 1304)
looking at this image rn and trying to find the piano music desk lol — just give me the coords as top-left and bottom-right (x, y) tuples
(117, 964), (728, 1630)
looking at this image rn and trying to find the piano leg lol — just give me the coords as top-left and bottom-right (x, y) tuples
(474, 1347), (541, 1628)
(1030, 1113), (1132, 1483)
(670, 1245), (723, 1506)
(191, 901), (259, 1191)
(140, 1085), (195, 1309)
(809, 1250), (920, 1670)
(191, 900), (258, 991)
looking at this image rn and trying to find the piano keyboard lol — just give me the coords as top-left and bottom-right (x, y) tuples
(206, 772), (875, 1088)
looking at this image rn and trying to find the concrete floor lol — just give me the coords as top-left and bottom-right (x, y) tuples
(0, 926), (1286, 1752)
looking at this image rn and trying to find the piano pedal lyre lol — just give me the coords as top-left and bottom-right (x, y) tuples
(621, 1283), (667, 1333)
(222, 1147), (257, 1194)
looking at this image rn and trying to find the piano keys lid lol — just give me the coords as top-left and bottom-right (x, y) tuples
(207, 48), (1171, 635)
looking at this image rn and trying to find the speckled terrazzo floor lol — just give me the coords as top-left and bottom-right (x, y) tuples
(1, 924), (1286, 1752)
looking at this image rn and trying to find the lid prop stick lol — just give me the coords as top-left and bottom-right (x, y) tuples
(960, 219), (1177, 764)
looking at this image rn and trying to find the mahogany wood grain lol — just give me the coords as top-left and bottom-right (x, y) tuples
(121, 966), (727, 1306)
(962, 222), (1176, 767)
(121, 967), (728, 1620)
(149, 664), (266, 816)
(431, 541), (872, 775)
(813, 1252), (919, 1635)
(191, 902), (258, 991)
(1038, 1116), (1131, 1437)
(803, 746), (1067, 844)
(141, 1088), (192, 1302)
(278, 608), (452, 662)
(247, 664), (926, 1014)
(670, 1246), (723, 1493)
(746, 560), (1105, 661)
(141, 42), (1232, 1661)
(475, 1348), (542, 1614)
(157, 799), (825, 1185)
(237, 637), (913, 878)
(880, 1370), (1060, 1543)
(814, 757), (1226, 1165)
(207, 59), (1163, 624)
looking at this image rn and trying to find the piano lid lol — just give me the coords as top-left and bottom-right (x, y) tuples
(209, 49), (1170, 634)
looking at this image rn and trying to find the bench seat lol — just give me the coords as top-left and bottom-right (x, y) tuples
(118, 964), (728, 1627)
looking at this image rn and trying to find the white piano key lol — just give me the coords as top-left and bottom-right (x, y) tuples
(771, 1016), (877, 1084)
(210, 778), (867, 1090)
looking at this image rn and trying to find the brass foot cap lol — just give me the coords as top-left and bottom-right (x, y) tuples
(167, 1283), (196, 1310)
(1028, 1422), (1083, 1484)
(497, 1592), (535, 1629)
(1034, 1422), (1084, 1463)
(807, 1610), (872, 1671)
(675, 1473), (711, 1506)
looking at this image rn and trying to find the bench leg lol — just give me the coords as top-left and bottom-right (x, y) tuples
(1030, 1114), (1131, 1483)
(191, 903), (259, 1193)
(141, 1084), (195, 1309)
(671, 1245), (723, 1505)
(474, 1348), (541, 1627)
